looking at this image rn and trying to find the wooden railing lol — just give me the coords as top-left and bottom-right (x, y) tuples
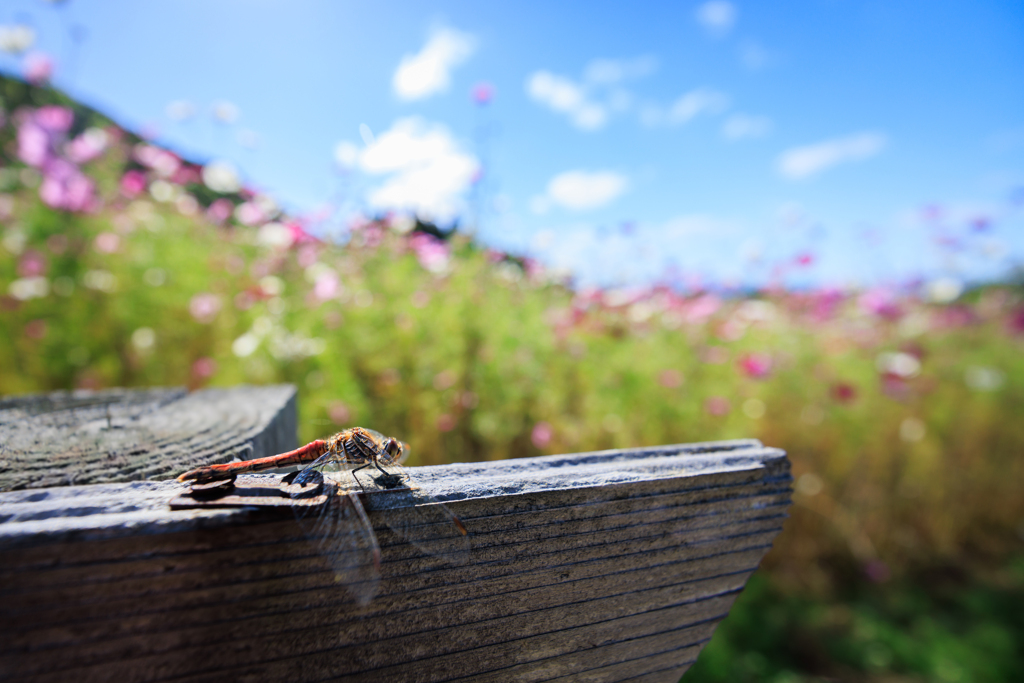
(0, 386), (791, 682)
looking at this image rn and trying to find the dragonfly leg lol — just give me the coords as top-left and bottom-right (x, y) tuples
(350, 463), (370, 492)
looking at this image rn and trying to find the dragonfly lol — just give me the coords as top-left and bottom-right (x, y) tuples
(177, 427), (470, 605)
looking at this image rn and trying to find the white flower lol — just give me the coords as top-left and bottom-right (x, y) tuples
(232, 333), (260, 358)
(0, 25), (35, 55)
(202, 161), (241, 193)
(923, 277), (963, 304)
(8, 277), (48, 300)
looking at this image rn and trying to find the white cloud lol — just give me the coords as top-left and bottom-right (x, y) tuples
(722, 114), (772, 140)
(334, 141), (359, 168)
(526, 57), (655, 131)
(393, 27), (476, 101)
(696, 1), (737, 36)
(526, 71), (607, 131)
(777, 132), (887, 179)
(583, 55), (657, 85)
(641, 88), (729, 127)
(356, 117), (478, 222)
(543, 170), (628, 211)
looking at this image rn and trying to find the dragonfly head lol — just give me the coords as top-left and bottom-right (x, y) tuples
(383, 437), (403, 462)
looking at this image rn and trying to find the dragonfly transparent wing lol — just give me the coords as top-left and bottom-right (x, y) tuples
(283, 461), (381, 606)
(363, 462), (471, 567)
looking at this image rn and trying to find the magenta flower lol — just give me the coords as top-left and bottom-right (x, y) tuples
(39, 158), (96, 212)
(189, 293), (222, 323)
(738, 352), (772, 379)
(119, 170), (147, 197)
(531, 421), (553, 449)
(287, 222), (318, 246)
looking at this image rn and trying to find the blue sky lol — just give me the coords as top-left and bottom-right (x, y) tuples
(1, 0), (1022, 290)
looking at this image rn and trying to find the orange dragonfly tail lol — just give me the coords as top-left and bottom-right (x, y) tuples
(177, 440), (330, 484)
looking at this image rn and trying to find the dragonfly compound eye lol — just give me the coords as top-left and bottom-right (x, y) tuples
(384, 438), (402, 459)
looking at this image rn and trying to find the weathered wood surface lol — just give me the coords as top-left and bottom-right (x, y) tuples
(0, 431), (791, 683)
(0, 385), (297, 491)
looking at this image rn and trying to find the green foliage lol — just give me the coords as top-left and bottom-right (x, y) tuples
(686, 563), (1024, 682)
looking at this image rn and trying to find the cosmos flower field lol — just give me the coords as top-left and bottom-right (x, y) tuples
(2, 75), (1023, 682)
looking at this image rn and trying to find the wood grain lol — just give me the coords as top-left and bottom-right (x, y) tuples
(0, 431), (790, 683)
(0, 385), (296, 491)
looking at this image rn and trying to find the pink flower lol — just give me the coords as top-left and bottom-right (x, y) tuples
(39, 158), (96, 212)
(831, 383), (857, 403)
(189, 293), (222, 323)
(313, 272), (339, 300)
(119, 170), (147, 197)
(658, 369), (683, 388)
(17, 119), (51, 166)
(531, 421), (553, 449)
(858, 288), (902, 321)
(288, 222), (318, 246)
(66, 129), (108, 164)
(206, 198), (234, 224)
(1008, 308), (1024, 336)
(191, 357), (217, 380)
(794, 252), (815, 267)
(94, 233), (120, 254)
(409, 232), (450, 273)
(35, 106), (74, 133)
(17, 250), (47, 277)
(437, 414), (456, 432)
(23, 52), (53, 84)
(705, 396), (731, 416)
(738, 352), (772, 379)
(684, 294), (722, 323)
(133, 144), (180, 178)
(234, 201), (264, 226)
(172, 165), (202, 186)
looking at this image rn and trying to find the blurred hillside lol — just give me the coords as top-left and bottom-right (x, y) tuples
(2, 74), (1023, 682)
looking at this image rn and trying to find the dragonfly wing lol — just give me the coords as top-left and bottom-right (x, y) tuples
(369, 464), (470, 566)
(286, 469), (381, 606)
